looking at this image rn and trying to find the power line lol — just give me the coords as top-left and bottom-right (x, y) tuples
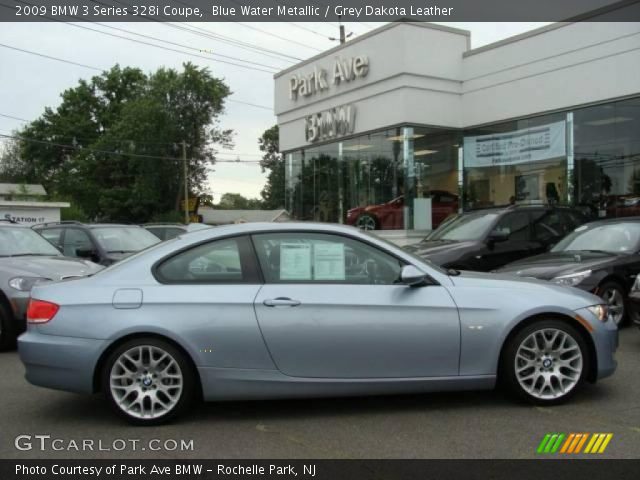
(1, 1), (279, 74)
(0, 133), (263, 163)
(0, 42), (273, 111)
(100, 0), (303, 63)
(0, 41), (102, 71)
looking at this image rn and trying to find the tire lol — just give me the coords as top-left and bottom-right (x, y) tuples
(0, 302), (16, 352)
(102, 338), (196, 426)
(598, 281), (627, 327)
(355, 213), (379, 231)
(501, 320), (590, 405)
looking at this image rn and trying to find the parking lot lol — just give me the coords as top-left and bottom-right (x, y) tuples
(0, 328), (638, 459)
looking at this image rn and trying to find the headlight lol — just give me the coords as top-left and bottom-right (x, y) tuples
(551, 270), (592, 286)
(586, 304), (609, 322)
(8, 277), (50, 292)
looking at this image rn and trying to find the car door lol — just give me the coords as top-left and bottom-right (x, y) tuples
(62, 228), (98, 260)
(476, 211), (536, 270)
(251, 232), (460, 379)
(150, 235), (273, 369)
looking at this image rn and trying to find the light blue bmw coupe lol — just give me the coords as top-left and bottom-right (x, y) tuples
(18, 223), (618, 425)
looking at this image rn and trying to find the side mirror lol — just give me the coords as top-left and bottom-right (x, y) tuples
(487, 230), (509, 243)
(401, 265), (431, 287)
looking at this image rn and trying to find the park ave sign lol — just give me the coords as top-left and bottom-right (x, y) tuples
(289, 56), (369, 100)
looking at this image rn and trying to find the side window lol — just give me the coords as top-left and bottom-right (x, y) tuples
(146, 228), (165, 240)
(163, 228), (185, 240)
(63, 228), (94, 257)
(531, 210), (565, 243)
(252, 232), (404, 285)
(38, 228), (63, 248)
(156, 236), (254, 283)
(492, 212), (530, 242)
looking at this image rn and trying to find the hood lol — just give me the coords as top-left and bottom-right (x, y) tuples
(495, 251), (619, 280)
(450, 270), (603, 308)
(0, 255), (103, 280)
(105, 251), (135, 262)
(405, 239), (479, 257)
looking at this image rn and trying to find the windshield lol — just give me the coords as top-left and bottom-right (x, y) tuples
(0, 227), (61, 257)
(427, 212), (500, 241)
(552, 222), (640, 254)
(92, 227), (161, 253)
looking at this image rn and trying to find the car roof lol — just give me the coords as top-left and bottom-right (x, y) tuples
(582, 216), (640, 227)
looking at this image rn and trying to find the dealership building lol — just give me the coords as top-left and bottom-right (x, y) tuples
(273, 18), (640, 237)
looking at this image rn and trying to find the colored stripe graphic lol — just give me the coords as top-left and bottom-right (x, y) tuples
(540, 433), (613, 454)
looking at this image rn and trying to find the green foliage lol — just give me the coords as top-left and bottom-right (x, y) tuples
(258, 125), (285, 210)
(149, 210), (185, 223)
(6, 63), (232, 222)
(215, 192), (263, 210)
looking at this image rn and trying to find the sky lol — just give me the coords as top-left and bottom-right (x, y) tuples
(0, 21), (550, 201)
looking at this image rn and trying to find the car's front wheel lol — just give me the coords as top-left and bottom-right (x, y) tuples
(102, 338), (196, 425)
(502, 320), (589, 405)
(355, 213), (379, 230)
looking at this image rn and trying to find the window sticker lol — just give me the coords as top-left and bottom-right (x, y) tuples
(313, 242), (346, 281)
(279, 243), (312, 280)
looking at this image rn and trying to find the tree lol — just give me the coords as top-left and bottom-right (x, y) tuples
(8, 63), (232, 222)
(258, 125), (285, 209)
(216, 193), (262, 210)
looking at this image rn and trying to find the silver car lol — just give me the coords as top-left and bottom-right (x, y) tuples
(18, 223), (618, 425)
(0, 221), (102, 350)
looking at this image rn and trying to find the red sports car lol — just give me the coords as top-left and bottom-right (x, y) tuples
(346, 191), (459, 230)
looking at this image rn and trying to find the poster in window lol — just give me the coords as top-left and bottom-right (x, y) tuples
(313, 243), (346, 280)
(280, 243), (312, 280)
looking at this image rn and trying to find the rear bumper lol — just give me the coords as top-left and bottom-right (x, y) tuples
(18, 330), (106, 394)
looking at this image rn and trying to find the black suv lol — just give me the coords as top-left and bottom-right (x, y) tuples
(33, 222), (161, 266)
(404, 205), (588, 271)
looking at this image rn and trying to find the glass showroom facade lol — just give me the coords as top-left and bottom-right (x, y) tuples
(284, 96), (640, 230)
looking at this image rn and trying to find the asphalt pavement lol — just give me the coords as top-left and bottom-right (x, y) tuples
(1, 328), (639, 459)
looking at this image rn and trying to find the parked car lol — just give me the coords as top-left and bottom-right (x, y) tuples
(346, 190), (458, 230)
(0, 220), (102, 350)
(33, 222), (160, 266)
(144, 223), (211, 241)
(627, 275), (640, 329)
(497, 218), (640, 326)
(19, 222), (616, 425)
(404, 205), (588, 271)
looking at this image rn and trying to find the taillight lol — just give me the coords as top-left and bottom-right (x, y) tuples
(26, 299), (60, 324)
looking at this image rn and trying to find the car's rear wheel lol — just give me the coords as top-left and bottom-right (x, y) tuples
(355, 214), (379, 231)
(102, 338), (196, 425)
(0, 302), (15, 351)
(502, 320), (589, 405)
(598, 281), (626, 326)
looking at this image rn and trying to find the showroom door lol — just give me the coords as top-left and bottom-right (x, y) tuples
(251, 232), (460, 379)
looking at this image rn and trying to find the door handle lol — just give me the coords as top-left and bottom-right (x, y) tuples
(263, 297), (301, 307)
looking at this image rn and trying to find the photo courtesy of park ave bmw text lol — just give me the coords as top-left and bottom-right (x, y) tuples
(0, 0), (640, 479)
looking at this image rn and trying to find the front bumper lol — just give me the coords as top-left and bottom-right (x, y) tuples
(18, 330), (106, 394)
(575, 307), (618, 380)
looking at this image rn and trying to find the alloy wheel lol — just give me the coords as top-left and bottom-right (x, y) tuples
(109, 345), (183, 420)
(514, 328), (583, 400)
(356, 215), (377, 230)
(601, 287), (624, 325)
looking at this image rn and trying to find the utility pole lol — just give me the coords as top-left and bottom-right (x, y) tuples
(182, 140), (189, 224)
(329, 16), (353, 44)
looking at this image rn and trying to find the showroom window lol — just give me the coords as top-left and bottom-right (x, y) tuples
(573, 97), (640, 218)
(463, 112), (568, 210)
(284, 126), (460, 231)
